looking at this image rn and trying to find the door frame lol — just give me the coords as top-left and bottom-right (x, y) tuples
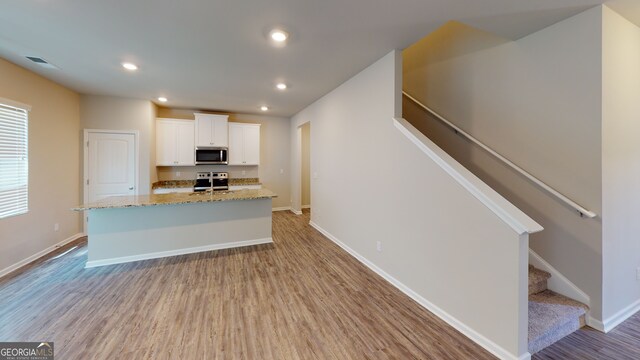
(83, 129), (140, 231)
(291, 121), (310, 215)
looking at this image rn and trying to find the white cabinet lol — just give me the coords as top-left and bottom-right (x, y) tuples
(153, 188), (193, 194)
(195, 113), (228, 147)
(229, 184), (262, 191)
(228, 123), (261, 165)
(156, 118), (195, 166)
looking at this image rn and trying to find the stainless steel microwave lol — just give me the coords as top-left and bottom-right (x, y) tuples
(195, 147), (228, 165)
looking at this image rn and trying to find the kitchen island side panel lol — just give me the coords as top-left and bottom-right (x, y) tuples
(86, 198), (272, 267)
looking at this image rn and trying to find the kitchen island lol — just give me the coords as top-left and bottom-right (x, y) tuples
(73, 189), (277, 268)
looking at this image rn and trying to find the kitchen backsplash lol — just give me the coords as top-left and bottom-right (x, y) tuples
(156, 165), (259, 180)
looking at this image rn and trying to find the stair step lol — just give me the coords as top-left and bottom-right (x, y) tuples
(528, 290), (588, 354)
(529, 265), (551, 295)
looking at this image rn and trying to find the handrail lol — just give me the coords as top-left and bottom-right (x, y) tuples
(403, 91), (597, 219)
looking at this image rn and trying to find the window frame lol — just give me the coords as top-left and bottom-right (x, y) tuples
(0, 97), (31, 219)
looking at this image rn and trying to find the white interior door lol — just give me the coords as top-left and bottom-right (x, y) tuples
(87, 132), (136, 202)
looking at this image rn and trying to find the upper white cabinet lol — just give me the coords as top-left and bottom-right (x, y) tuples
(228, 123), (260, 165)
(156, 118), (195, 166)
(195, 113), (228, 147)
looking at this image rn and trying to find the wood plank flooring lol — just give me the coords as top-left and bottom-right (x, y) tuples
(533, 311), (640, 359)
(0, 210), (495, 359)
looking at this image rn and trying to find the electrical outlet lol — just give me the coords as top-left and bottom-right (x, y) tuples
(54, 223), (59, 232)
(176, 171), (181, 177)
(313, 172), (318, 179)
(280, 168), (284, 174)
(376, 241), (382, 252)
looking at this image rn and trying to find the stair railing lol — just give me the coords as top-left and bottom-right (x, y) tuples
(403, 90), (596, 219)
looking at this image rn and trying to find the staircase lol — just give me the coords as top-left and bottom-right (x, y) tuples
(528, 265), (588, 354)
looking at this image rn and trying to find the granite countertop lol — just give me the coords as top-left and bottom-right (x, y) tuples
(152, 178), (261, 189)
(72, 188), (277, 211)
(228, 178), (261, 186)
(152, 180), (195, 189)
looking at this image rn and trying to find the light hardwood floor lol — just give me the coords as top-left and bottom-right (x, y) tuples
(0, 210), (498, 359)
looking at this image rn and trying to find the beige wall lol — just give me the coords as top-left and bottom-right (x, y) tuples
(291, 51), (531, 358)
(602, 6), (640, 323)
(301, 122), (311, 207)
(403, 7), (605, 319)
(80, 95), (156, 195)
(0, 58), (81, 274)
(155, 108), (291, 209)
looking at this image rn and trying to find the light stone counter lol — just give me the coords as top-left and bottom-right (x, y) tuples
(151, 178), (261, 190)
(73, 188), (277, 211)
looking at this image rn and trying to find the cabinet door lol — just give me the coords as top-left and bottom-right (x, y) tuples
(176, 122), (195, 165)
(243, 125), (260, 165)
(156, 120), (177, 165)
(228, 123), (244, 165)
(195, 116), (212, 147)
(212, 117), (229, 147)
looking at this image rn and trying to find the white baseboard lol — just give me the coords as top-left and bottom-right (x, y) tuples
(272, 206), (291, 212)
(85, 237), (273, 268)
(590, 298), (640, 333)
(529, 249), (590, 307)
(291, 209), (303, 215)
(587, 316), (605, 332)
(302, 205), (311, 209)
(0, 232), (86, 279)
(309, 221), (525, 360)
(519, 353), (532, 360)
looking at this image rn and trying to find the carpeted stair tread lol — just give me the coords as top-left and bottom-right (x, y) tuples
(528, 290), (588, 354)
(529, 265), (551, 295)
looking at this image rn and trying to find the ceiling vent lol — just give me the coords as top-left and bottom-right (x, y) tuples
(25, 56), (58, 69)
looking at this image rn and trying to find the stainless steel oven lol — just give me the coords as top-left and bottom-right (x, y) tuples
(195, 147), (228, 165)
(194, 172), (228, 192)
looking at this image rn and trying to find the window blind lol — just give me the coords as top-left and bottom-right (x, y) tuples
(0, 102), (28, 219)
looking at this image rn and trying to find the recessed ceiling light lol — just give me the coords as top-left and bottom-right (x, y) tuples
(260, 106), (269, 111)
(269, 29), (289, 43)
(276, 83), (287, 90)
(122, 62), (138, 71)
(157, 97), (168, 103)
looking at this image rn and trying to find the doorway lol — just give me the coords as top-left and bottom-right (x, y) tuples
(83, 129), (139, 231)
(301, 122), (311, 213)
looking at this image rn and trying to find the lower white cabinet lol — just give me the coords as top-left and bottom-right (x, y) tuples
(229, 123), (260, 165)
(153, 188), (193, 194)
(229, 184), (262, 191)
(156, 118), (195, 166)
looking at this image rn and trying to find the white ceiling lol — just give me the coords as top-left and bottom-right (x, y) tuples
(1, 0), (623, 117)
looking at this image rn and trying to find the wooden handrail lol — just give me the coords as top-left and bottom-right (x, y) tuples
(403, 91), (597, 219)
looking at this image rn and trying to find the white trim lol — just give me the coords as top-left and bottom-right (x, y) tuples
(291, 209), (303, 215)
(83, 129), (140, 232)
(302, 205), (311, 209)
(518, 353), (532, 360)
(402, 92), (596, 219)
(309, 221), (526, 360)
(393, 117), (543, 236)
(587, 317), (606, 332)
(528, 249), (590, 307)
(272, 206), (291, 212)
(0, 97), (32, 112)
(590, 298), (640, 333)
(85, 237), (273, 268)
(0, 232), (85, 278)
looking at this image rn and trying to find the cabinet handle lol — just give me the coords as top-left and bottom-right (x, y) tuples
(129, 186), (134, 190)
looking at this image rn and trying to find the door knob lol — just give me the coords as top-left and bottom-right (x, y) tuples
(129, 187), (134, 190)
